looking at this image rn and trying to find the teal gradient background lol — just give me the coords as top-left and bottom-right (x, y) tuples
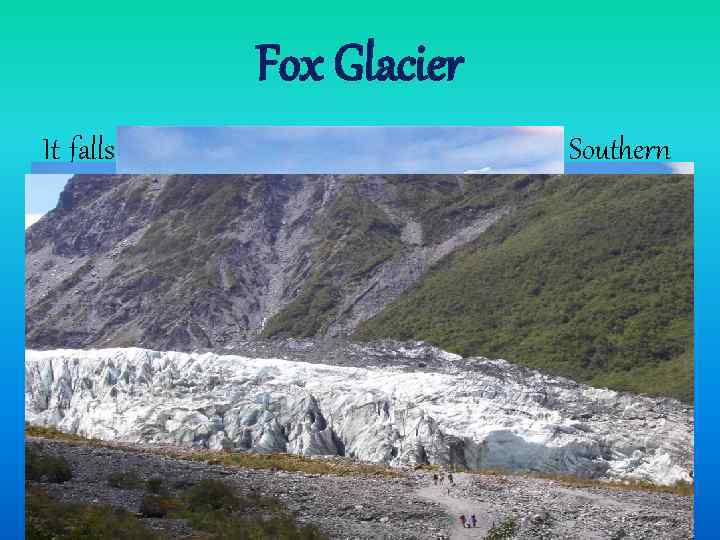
(2, 3), (717, 537)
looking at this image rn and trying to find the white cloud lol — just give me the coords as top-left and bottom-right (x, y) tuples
(25, 213), (43, 229)
(118, 126), (565, 174)
(667, 162), (694, 174)
(464, 159), (564, 175)
(464, 167), (493, 173)
(121, 126), (193, 161)
(511, 126), (564, 136)
(393, 130), (564, 174)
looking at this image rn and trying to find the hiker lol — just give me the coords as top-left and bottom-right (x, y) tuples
(470, 514), (477, 528)
(432, 473), (438, 485)
(439, 473), (445, 484)
(460, 515), (466, 528)
(448, 472), (454, 485)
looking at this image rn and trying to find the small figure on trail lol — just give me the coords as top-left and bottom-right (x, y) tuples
(460, 515), (467, 528)
(448, 472), (454, 485)
(439, 473), (445, 484)
(432, 473), (438, 485)
(471, 514), (477, 528)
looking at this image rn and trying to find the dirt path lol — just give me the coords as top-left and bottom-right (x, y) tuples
(416, 473), (499, 539)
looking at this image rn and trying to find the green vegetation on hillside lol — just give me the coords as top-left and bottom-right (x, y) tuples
(262, 175), (546, 338)
(27, 480), (326, 540)
(484, 517), (518, 540)
(26, 442), (328, 540)
(115, 176), (252, 292)
(26, 447), (72, 483)
(381, 174), (547, 244)
(262, 184), (404, 337)
(356, 175), (693, 401)
(27, 487), (164, 540)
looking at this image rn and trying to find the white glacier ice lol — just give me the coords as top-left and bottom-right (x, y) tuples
(25, 347), (693, 485)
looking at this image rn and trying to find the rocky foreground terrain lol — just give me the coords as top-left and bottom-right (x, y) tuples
(27, 437), (693, 539)
(26, 343), (693, 486)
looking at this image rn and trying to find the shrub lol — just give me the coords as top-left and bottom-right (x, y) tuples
(179, 479), (326, 539)
(27, 486), (162, 540)
(186, 450), (398, 477)
(172, 478), (195, 490)
(107, 470), (143, 490)
(26, 447), (72, 484)
(185, 479), (239, 512)
(138, 494), (180, 518)
(25, 423), (86, 442)
(671, 480), (694, 497)
(484, 517), (518, 540)
(146, 476), (164, 494)
(186, 510), (328, 540)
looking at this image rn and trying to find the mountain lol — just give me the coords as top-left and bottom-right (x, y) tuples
(25, 174), (529, 347)
(25, 345), (693, 485)
(25, 174), (692, 400)
(356, 175), (693, 401)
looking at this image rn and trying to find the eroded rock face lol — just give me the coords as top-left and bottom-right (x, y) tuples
(25, 344), (692, 486)
(25, 174), (514, 350)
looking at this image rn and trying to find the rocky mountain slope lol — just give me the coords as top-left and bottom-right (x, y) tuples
(25, 174), (693, 400)
(25, 345), (693, 485)
(26, 174), (518, 349)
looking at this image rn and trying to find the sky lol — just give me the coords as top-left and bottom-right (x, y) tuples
(24, 126), (692, 228)
(116, 126), (565, 174)
(25, 174), (71, 228)
(26, 126), (565, 227)
(565, 161), (694, 174)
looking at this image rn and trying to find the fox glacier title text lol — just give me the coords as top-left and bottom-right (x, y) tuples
(255, 38), (465, 82)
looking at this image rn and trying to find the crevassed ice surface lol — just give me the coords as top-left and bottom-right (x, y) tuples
(25, 347), (693, 485)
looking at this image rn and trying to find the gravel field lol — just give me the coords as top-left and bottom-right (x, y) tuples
(27, 438), (692, 539)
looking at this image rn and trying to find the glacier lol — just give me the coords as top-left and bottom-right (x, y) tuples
(25, 346), (693, 485)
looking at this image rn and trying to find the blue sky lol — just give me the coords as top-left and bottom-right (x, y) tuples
(565, 161), (694, 174)
(25, 174), (71, 228)
(26, 126), (565, 226)
(24, 126), (692, 228)
(117, 126), (564, 174)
